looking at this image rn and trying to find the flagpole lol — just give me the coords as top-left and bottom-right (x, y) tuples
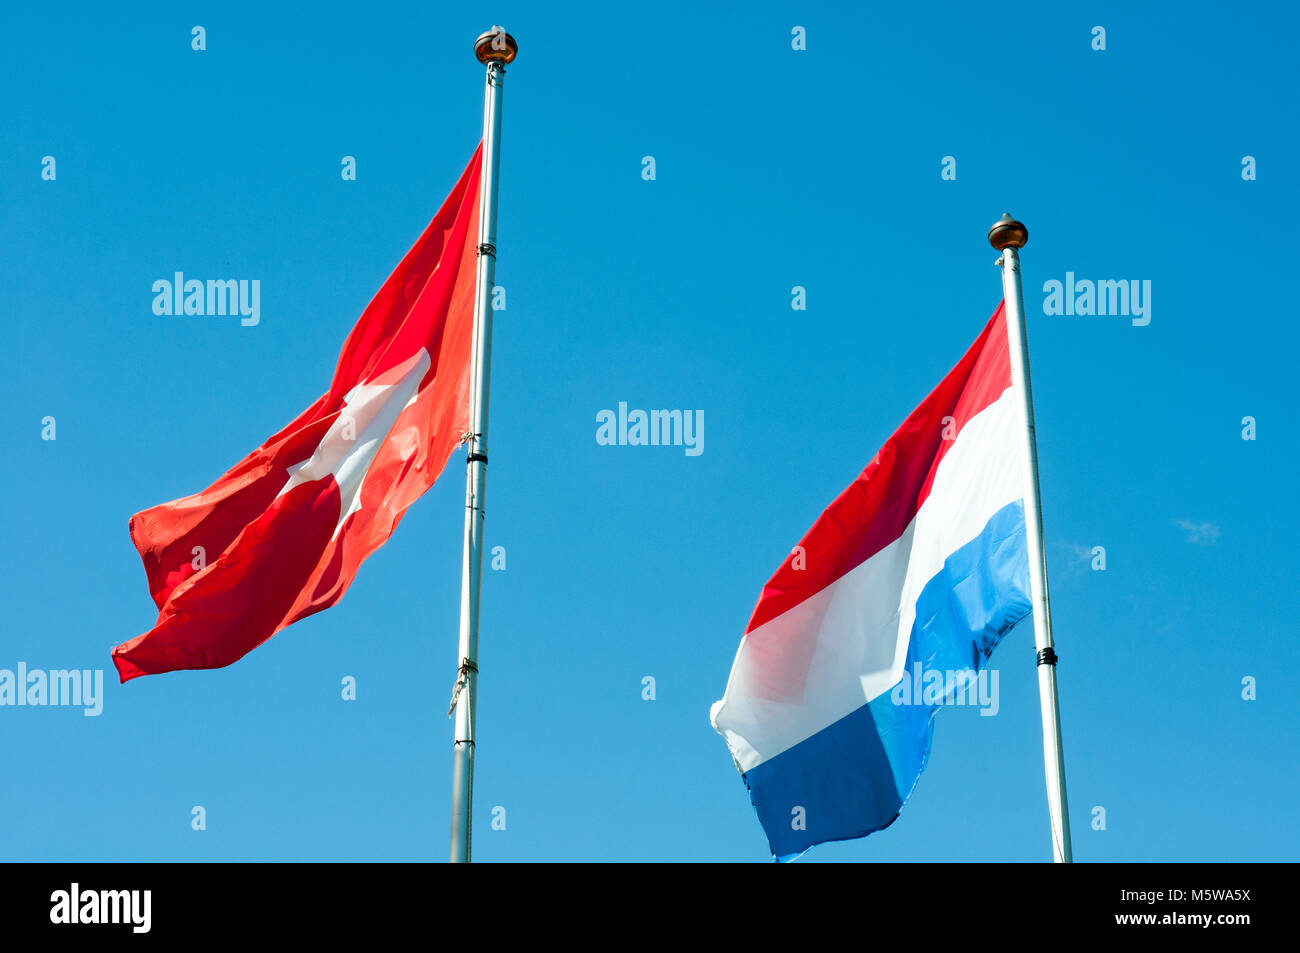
(989, 214), (1073, 863)
(449, 25), (516, 864)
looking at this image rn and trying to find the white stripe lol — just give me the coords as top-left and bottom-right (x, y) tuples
(279, 348), (430, 540)
(710, 386), (1024, 772)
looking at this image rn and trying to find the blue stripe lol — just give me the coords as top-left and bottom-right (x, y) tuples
(741, 500), (1031, 860)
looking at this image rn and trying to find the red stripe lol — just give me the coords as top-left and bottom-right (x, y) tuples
(744, 303), (1012, 635)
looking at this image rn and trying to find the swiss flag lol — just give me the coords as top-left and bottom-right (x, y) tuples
(113, 145), (483, 682)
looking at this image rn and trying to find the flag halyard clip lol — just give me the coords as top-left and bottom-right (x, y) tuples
(448, 657), (479, 715)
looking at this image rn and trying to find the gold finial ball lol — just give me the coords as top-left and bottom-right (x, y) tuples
(475, 26), (517, 64)
(988, 213), (1028, 250)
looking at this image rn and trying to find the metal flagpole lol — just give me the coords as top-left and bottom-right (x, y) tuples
(989, 214), (1073, 863)
(449, 25), (516, 864)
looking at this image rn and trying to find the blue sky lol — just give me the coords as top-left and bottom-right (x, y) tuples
(1, 1), (1295, 861)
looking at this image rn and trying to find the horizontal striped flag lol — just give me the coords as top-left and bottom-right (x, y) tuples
(710, 303), (1032, 859)
(113, 145), (483, 682)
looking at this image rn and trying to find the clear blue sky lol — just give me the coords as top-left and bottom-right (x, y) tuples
(2, 2), (1295, 862)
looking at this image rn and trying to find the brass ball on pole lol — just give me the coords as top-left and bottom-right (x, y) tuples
(474, 26), (517, 64)
(988, 213), (1028, 251)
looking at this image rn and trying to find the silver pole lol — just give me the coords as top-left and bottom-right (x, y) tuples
(989, 214), (1073, 863)
(450, 25), (516, 864)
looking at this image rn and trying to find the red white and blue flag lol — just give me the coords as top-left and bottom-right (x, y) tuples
(710, 304), (1032, 859)
(113, 146), (483, 682)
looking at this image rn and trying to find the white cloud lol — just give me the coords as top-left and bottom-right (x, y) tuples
(1174, 518), (1220, 544)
